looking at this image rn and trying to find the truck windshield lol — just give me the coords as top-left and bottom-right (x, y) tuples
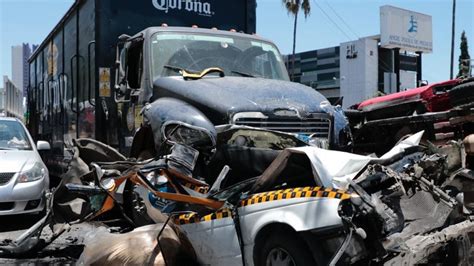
(0, 120), (32, 150)
(151, 32), (290, 81)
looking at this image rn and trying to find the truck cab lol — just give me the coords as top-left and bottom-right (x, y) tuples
(115, 26), (352, 158)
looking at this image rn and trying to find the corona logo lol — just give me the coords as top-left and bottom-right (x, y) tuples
(152, 0), (213, 16)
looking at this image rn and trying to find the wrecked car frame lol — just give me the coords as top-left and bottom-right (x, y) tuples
(1, 129), (473, 265)
(163, 133), (474, 265)
(348, 78), (474, 155)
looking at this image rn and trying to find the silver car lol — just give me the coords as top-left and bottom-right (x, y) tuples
(0, 117), (50, 214)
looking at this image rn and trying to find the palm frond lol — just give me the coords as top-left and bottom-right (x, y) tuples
(301, 0), (311, 18)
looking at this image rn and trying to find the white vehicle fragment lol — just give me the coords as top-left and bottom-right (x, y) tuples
(288, 131), (424, 189)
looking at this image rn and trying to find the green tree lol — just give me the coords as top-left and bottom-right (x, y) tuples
(457, 30), (471, 78)
(283, 0), (311, 80)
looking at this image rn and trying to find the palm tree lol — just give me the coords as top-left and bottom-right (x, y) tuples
(283, 0), (311, 80)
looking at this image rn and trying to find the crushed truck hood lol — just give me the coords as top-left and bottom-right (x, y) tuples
(152, 76), (330, 119)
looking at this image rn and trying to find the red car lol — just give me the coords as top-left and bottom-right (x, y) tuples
(347, 78), (474, 154)
(354, 79), (462, 114)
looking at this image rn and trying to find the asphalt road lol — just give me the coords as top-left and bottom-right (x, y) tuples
(0, 214), (96, 264)
(0, 214), (473, 264)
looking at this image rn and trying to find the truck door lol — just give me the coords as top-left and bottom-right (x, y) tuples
(117, 39), (144, 153)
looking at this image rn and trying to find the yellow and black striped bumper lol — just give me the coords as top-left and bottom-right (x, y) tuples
(240, 186), (351, 207)
(173, 186), (352, 225)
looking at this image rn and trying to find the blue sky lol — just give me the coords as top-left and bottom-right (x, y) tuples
(1, 0), (473, 83)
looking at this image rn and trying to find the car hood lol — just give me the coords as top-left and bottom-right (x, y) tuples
(152, 76), (330, 117)
(0, 150), (40, 173)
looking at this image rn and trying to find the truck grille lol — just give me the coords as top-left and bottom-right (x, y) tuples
(0, 173), (15, 185)
(234, 115), (331, 139)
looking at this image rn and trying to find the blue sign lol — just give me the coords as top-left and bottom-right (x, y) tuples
(408, 15), (418, 33)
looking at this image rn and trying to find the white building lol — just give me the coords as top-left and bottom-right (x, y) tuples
(2, 76), (24, 119)
(340, 37), (380, 108)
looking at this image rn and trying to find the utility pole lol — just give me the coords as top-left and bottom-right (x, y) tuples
(450, 0), (456, 79)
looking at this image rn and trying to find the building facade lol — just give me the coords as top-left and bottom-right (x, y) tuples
(0, 87), (4, 116)
(285, 36), (420, 108)
(12, 43), (37, 97)
(2, 76), (24, 119)
(285, 46), (341, 103)
(284, 6), (430, 108)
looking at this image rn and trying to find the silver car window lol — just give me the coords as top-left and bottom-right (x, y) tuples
(0, 120), (32, 150)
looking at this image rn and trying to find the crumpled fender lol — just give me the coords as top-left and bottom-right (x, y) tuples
(142, 97), (216, 153)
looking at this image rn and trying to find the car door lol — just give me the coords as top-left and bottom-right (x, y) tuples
(175, 209), (242, 266)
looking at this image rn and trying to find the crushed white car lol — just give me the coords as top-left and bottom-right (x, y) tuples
(169, 132), (474, 265)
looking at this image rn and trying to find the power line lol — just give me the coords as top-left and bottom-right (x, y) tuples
(326, 1), (392, 71)
(312, 0), (425, 91)
(322, 1), (394, 72)
(313, 0), (352, 40)
(324, 1), (359, 40)
(313, 0), (393, 72)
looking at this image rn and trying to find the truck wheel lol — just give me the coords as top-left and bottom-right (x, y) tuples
(449, 81), (474, 107)
(257, 232), (316, 266)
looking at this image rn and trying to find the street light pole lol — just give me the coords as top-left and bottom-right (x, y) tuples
(450, 0), (456, 79)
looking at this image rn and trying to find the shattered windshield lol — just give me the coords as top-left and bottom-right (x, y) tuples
(150, 31), (290, 81)
(0, 120), (32, 150)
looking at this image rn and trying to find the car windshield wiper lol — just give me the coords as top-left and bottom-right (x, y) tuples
(0, 147), (15, 150)
(163, 64), (191, 74)
(230, 70), (256, 78)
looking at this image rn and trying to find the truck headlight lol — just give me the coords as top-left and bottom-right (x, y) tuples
(163, 123), (215, 148)
(18, 162), (47, 183)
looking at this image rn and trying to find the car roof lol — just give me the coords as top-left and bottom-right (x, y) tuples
(0, 117), (25, 126)
(0, 117), (21, 122)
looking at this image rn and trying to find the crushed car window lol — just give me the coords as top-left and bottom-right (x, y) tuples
(0, 120), (32, 150)
(151, 32), (290, 81)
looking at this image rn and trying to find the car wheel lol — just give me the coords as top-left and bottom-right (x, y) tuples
(257, 232), (316, 266)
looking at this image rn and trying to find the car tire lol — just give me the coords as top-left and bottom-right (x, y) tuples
(257, 231), (316, 266)
(449, 81), (474, 107)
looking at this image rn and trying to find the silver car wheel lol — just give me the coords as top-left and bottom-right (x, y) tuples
(265, 247), (296, 266)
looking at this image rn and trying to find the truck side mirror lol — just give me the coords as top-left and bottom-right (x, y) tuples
(114, 45), (130, 103)
(119, 47), (128, 78)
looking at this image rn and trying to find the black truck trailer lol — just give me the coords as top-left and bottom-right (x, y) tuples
(26, 0), (256, 177)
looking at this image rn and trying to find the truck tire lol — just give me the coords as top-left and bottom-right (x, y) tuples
(256, 232), (316, 266)
(449, 81), (474, 107)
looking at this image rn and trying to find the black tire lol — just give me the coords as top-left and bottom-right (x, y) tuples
(449, 81), (474, 107)
(256, 231), (316, 266)
(123, 181), (154, 226)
